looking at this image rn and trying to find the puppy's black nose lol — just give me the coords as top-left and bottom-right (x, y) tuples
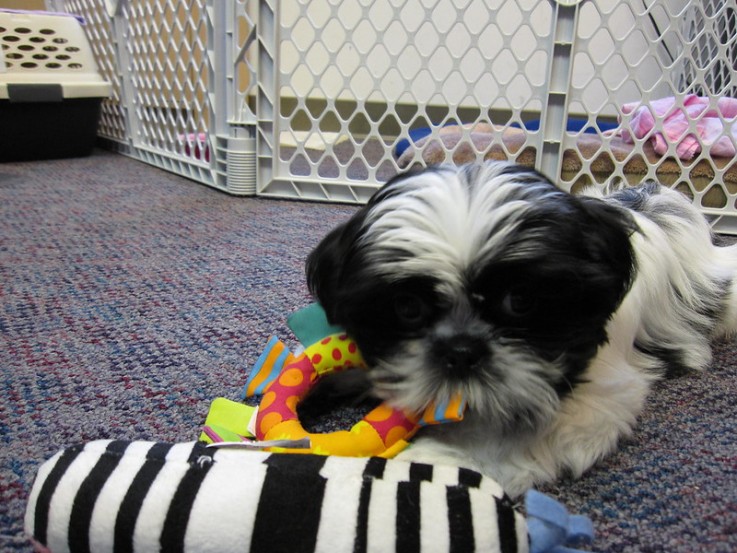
(433, 335), (489, 378)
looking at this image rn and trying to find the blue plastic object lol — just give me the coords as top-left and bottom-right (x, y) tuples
(525, 490), (595, 553)
(393, 118), (619, 159)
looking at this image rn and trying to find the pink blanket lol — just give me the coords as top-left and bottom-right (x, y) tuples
(619, 95), (737, 159)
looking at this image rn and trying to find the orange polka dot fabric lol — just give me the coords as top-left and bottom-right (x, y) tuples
(254, 334), (415, 457)
(362, 403), (420, 448)
(255, 355), (313, 436)
(253, 333), (466, 457)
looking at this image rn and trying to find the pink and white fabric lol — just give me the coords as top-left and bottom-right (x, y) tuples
(619, 95), (737, 160)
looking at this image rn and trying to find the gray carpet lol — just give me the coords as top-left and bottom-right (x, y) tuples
(1, 150), (736, 552)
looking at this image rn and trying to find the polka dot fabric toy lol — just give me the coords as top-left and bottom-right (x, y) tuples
(255, 333), (367, 445)
(202, 332), (467, 458)
(23, 303), (595, 552)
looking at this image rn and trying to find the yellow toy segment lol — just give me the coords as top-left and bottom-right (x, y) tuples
(203, 332), (466, 458)
(307, 334), (365, 376)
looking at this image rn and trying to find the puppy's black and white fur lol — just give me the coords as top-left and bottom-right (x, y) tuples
(306, 161), (737, 496)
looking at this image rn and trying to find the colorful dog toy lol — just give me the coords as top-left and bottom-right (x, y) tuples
(200, 304), (466, 458)
(25, 440), (540, 553)
(23, 303), (595, 552)
(24, 442), (593, 553)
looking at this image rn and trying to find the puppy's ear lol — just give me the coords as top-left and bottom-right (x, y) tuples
(305, 209), (369, 323)
(576, 196), (638, 309)
(305, 168), (426, 323)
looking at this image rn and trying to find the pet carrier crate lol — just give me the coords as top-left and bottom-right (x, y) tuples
(0, 9), (112, 161)
(58, 0), (737, 232)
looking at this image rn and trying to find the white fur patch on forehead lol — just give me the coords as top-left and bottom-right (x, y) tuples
(360, 162), (559, 283)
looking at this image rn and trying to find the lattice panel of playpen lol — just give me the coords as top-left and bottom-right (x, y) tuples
(66, 0), (262, 194)
(258, 0), (737, 231)
(122, 0), (213, 164)
(65, 0), (221, 185)
(560, 0), (737, 230)
(64, 0), (127, 143)
(62, 0), (737, 228)
(258, 0), (555, 202)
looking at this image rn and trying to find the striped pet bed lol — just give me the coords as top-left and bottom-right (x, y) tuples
(25, 440), (530, 553)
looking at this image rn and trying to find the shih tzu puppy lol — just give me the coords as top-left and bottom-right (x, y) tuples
(305, 161), (737, 496)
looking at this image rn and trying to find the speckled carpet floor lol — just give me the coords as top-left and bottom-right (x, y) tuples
(1, 150), (735, 552)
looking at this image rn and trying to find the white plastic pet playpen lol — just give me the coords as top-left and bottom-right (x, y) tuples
(37, 0), (737, 231)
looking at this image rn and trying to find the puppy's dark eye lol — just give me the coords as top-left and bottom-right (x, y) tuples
(394, 293), (427, 326)
(500, 287), (537, 318)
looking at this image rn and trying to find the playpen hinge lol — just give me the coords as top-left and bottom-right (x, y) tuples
(217, 135), (257, 196)
(538, 0), (583, 183)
